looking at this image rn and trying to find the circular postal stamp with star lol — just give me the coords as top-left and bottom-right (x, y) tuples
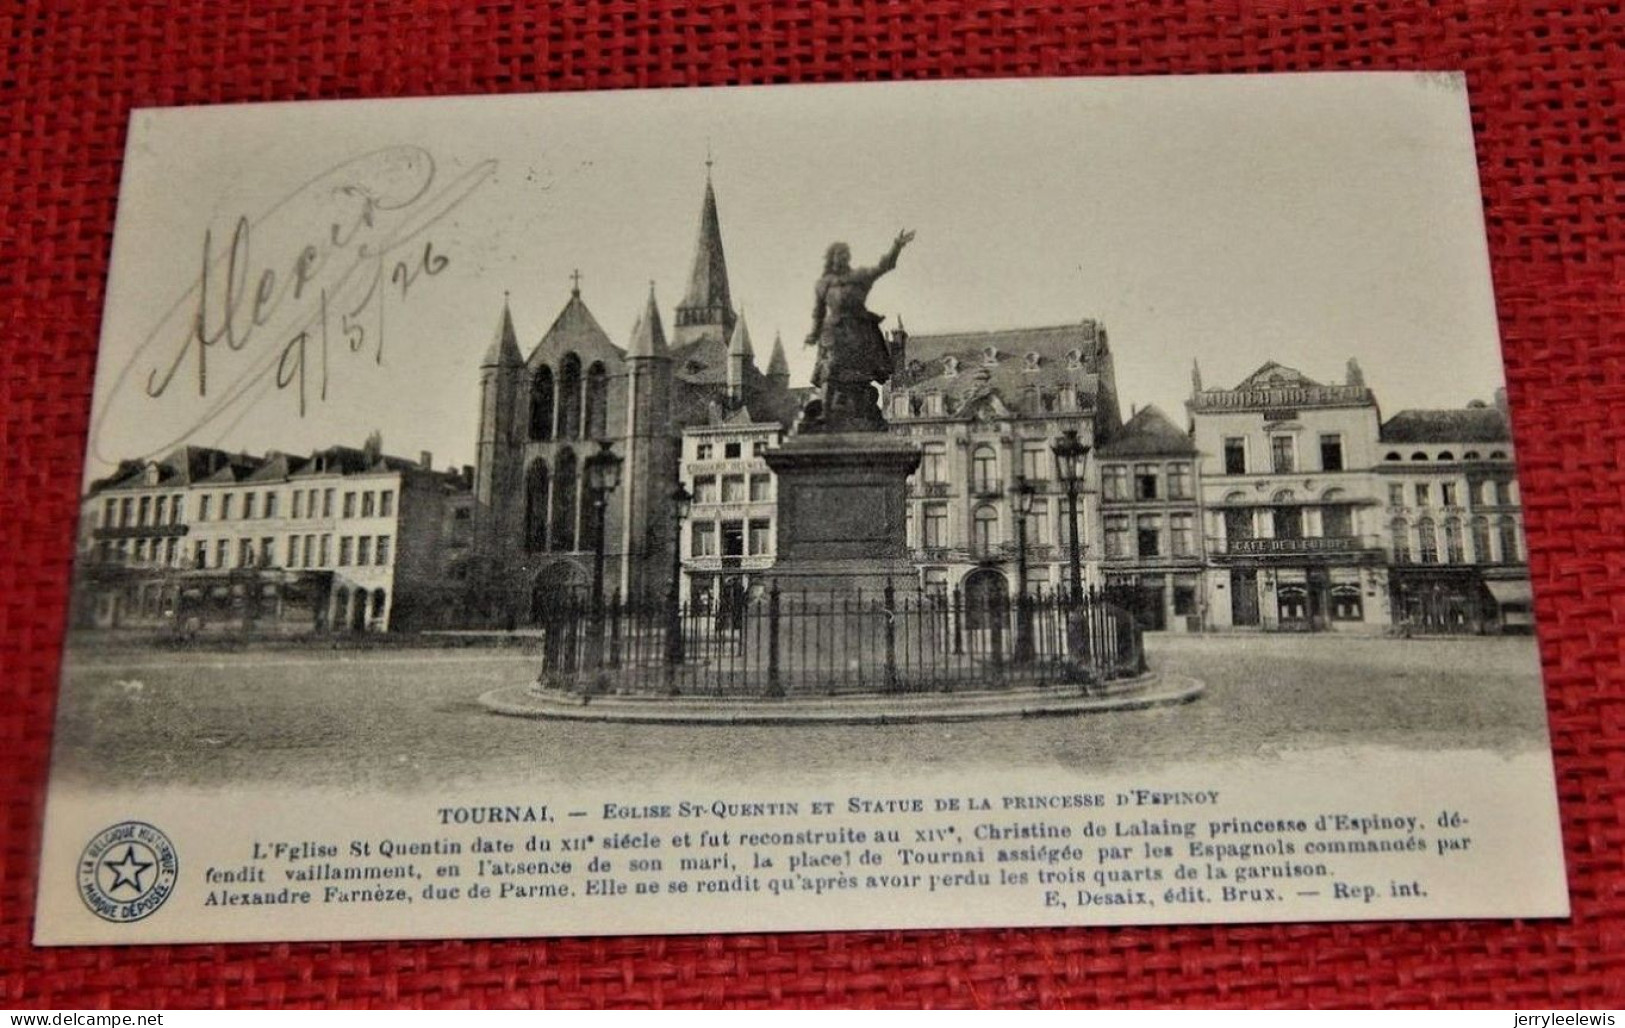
(77, 821), (179, 923)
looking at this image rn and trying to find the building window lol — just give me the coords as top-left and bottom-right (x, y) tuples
(286, 536), (300, 567)
(972, 505), (999, 553)
(304, 535), (316, 567)
(1390, 519), (1410, 564)
(748, 520), (771, 556)
(243, 492), (257, 520)
(1102, 466), (1128, 501)
(922, 503), (949, 549)
(220, 494), (234, 520)
(165, 538), (178, 565)
(724, 442), (742, 459)
(721, 521), (745, 557)
(343, 492), (357, 518)
(1323, 505), (1354, 537)
(1025, 500), (1050, 551)
(153, 496), (167, 524)
(749, 474), (771, 502)
(1021, 442), (1047, 482)
(1137, 515), (1162, 557)
(1388, 484), (1405, 507)
(923, 568), (949, 598)
(1417, 517), (1439, 564)
(133, 539), (147, 564)
(1272, 504), (1303, 540)
(1171, 513), (1195, 556)
(102, 498), (116, 527)
(1270, 436), (1295, 474)
(323, 489), (335, 517)
(1134, 464), (1160, 501)
(1498, 517), (1520, 563)
(695, 442), (713, 461)
(213, 539), (228, 567)
(692, 476), (717, 505)
(920, 443), (948, 484)
(362, 491), (376, 517)
(264, 492), (278, 518)
(195, 542), (208, 568)
(1471, 516), (1492, 562)
(339, 537), (353, 566)
(1331, 586), (1363, 621)
(171, 495), (184, 523)
(380, 491), (394, 518)
(1167, 464), (1192, 500)
(1495, 480), (1513, 505)
(376, 536), (390, 566)
(1445, 518), (1465, 563)
(238, 538), (253, 567)
(1224, 437), (1246, 475)
(1442, 482), (1458, 507)
(753, 440), (767, 457)
(198, 495), (212, 521)
(971, 445), (999, 494)
(358, 537), (372, 566)
(1414, 483), (1431, 507)
(722, 475), (746, 504)
(292, 491), (303, 518)
(119, 497), (133, 527)
(692, 522), (717, 557)
(260, 537), (275, 567)
(319, 535), (331, 566)
(137, 496), (151, 526)
(1320, 434), (1344, 472)
(1173, 586), (1197, 616)
(1104, 516), (1129, 558)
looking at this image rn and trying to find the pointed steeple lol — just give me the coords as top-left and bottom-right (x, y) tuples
(628, 282), (669, 359)
(673, 170), (736, 347)
(727, 308), (754, 361)
(482, 292), (523, 367)
(767, 331), (790, 381)
(727, 309), (753, 403)
(1190, 358), (1203, 397)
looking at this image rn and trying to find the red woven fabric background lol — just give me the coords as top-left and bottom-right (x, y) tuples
(4, 0), (1623, 1008)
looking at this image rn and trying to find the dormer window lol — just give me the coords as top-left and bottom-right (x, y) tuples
(1065, 349), (1084, 370)
(982, 346), (999, 364)
(942, 356), (960, 377)
(1023, 352), (1041, 371)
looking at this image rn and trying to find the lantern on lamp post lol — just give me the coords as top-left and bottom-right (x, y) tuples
(1050, 428), (1091, 605)
(583, 440), (624, 661)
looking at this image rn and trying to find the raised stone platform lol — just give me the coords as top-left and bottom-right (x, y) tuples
(479, 672), (1203, 725)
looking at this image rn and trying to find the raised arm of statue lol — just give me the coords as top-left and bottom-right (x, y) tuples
(852, 229), (915, 286)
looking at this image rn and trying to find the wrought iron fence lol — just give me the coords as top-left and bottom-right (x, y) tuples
(533, 582), (1146, 699)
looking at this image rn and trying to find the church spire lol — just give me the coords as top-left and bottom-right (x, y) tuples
(673, 169), (736, 347)
(767, 331), (790, 382)
(628, 281), (669, 359)
(482, 291), (523, 368)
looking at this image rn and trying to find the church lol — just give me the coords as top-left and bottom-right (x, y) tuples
(468, 172), (801, 624)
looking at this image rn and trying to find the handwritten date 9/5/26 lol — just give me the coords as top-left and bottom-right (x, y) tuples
(92, 146), (496, 465)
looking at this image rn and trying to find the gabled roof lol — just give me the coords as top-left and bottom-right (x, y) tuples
(528, 289), (623, 368)
(1380, 406), (1510, 445)
(246, 451), (305, 482)
(1237, 361), (1321, 389)
(1097, 405), (1197, 457)
(892, 321), (1110, 416)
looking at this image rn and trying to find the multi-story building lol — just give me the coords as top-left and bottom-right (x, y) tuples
(1190, 360), (1391, 632)
(1376, 392), (1530, 632)
(76, 442), (472, 633)
(471, 171), (799, 624)
(882, 320), (1123, 615)
(1095, 405), (1205, 631)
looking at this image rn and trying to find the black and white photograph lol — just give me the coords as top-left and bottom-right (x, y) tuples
(37, 75), (1567, 945)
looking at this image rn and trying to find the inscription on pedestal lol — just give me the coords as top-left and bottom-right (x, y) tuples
(794, 484), (892, 544)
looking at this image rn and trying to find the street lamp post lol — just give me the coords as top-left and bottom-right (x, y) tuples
(1050, 428), (1091, 605)
(666, 483), (693, 665)
(1012, 475), (1037, 663)
(583, 440), (624, 669)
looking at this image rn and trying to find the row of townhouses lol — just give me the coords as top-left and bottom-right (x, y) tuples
(76, 169), (1529, 635)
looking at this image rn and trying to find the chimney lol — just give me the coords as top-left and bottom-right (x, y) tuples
(462, 464), (475, 486)
(420, 450), (434, 470)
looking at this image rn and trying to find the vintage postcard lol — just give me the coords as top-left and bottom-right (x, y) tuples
(37, 74), (1567, 945)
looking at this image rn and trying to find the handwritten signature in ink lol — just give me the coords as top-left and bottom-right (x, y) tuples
(91, 145), (497, 465)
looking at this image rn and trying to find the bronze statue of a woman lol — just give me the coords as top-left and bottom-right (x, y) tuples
(800, 229), (914, 433)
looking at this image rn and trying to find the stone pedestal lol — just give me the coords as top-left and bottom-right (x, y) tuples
(762, 433), (921, 597)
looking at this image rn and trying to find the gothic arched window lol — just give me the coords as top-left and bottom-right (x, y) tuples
(530, 366), (554, 441)
(551, 447), (578, 551)
(584, 362), (609, 439)
(525, 459), (550, 553)
(557, 354), (583, 441)
(1498, 516), (1520, 564)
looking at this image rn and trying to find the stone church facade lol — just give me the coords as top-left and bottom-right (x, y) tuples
(468, 174), (800, 624)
